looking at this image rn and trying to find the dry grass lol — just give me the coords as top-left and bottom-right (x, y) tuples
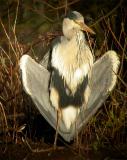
(0, 0), (127, 157)
(77, 7), (127, 155)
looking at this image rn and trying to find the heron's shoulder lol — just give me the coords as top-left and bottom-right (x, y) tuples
(51, 36), (67, 48)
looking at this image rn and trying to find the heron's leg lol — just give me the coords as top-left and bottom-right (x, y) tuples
(75, 120), (79, 148)
(54, 108), (61, 149)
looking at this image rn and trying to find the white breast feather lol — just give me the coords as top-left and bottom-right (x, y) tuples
(62, 106), (80, 129)
(52, 46), (91, 93)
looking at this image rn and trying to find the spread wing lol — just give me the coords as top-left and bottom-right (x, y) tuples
(20, 55), (73, 141)
(76, 50), (120, 133)
(19, 50), (119, 142)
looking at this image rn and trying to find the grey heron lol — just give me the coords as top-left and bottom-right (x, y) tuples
(19, 11), (120, 148)
(49, 11), (95, 147)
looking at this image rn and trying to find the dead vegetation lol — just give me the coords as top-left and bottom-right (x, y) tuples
(0, 0), (127, 159)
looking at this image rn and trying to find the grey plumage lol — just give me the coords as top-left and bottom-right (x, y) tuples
(20, 50), (119, 142)
(49, 11), (95, 130)
(19, 11), (120, 142)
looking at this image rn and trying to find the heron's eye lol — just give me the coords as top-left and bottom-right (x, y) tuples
(73, 20), (80, 26)
(73, 20), (83, 28)
(74, 20), (79, 24)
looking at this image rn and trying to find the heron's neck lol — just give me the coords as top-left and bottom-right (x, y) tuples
(51, 30), (91, 94)
(73, 30), (85, 46)
(70, 30), (86, 64)
(66, 28), (84, 40)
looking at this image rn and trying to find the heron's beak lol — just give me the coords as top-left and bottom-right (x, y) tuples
(79, 22), (95, 35)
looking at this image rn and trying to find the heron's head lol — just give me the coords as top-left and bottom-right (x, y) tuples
(63, 11), (95, 39)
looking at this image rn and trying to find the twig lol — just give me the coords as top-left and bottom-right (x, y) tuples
(22, 5), (54, 22)
(0, 113), (25, 121)
(0, 102), (9, 132)
(23, 32), (61, 55)
(22, 137), (64, 153)
(119, 38), (127, 76)
(117, 74), (127, 89)
(102, 8), (126, 78)
(0, 19), (17, 60)
(42, 0), (80, 10)
(13, 0), (23, 58)
(104, 19), (124, 52)
(65, 0), (68, 15)
(13, 0), (19, 34)
(90, 0), (123, 27)
(0, 46), (13, 65)
(115, 89), (127, 97)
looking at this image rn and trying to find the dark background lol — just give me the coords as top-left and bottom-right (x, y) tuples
(0, 0), (127, 159)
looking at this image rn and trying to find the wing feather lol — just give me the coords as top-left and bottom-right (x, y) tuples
(19, 50), (120, 142)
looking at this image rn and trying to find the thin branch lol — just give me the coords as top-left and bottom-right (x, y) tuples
(0, 19), (17, 60)
(13, 0), (23, 58)
(91, 0), (123, 27)
(22, 137), (64, 153)
(22, 5), (54, 22)
(13, 0), (19, 33)
(42, 0), (80, 10)
(0, 102), (9, 132)
(65, 0), (68, 15)
(117, 74), (127, 89)
(104, 19), (124, 52)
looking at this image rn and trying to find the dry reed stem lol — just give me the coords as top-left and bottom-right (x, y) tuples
(0, 0), (126, 155)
